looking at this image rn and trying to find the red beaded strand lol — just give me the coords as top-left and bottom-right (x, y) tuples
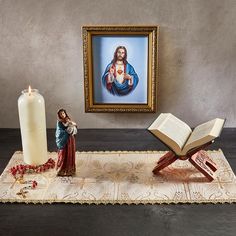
(9, 158), (55, 189)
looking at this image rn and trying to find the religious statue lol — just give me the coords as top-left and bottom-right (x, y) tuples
(55, 108), (77, 176)
(102, 46), (139, 96)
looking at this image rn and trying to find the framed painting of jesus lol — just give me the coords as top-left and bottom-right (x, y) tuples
(82, 25), (159, 113)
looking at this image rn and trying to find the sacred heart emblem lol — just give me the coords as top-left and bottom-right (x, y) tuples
(117, 69), (123, 75)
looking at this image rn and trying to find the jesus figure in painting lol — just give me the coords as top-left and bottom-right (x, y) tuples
(102, 46), (139, 96)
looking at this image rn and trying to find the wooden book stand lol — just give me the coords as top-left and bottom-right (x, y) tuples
(152, 142), (217, 181)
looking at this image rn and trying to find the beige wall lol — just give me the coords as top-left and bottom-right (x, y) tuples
(0, 0), (236, 128)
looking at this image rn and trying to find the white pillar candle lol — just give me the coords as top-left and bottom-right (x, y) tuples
(18, 87), (48, 165)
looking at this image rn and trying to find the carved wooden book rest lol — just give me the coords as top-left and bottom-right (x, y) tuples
(152, 142), (217, 181)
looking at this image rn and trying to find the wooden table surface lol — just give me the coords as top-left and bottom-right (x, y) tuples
(0, 129), (236, 236)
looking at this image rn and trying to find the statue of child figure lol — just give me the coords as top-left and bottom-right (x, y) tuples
(55, 108), (77, 176)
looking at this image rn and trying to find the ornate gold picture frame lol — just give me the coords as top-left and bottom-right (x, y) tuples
(82, 25), (159, 113)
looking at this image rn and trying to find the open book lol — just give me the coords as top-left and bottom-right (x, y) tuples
(148, 113), (225, 156)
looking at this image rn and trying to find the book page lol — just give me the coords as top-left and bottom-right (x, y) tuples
(183, 118), (225, 153)
(158, 114), (192, 149)
(148, 113), (192, 154)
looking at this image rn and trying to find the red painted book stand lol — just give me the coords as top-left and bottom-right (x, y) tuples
(152, 142), (218, 181)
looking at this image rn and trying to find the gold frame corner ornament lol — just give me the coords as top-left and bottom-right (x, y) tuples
(82, 25), (159, 113)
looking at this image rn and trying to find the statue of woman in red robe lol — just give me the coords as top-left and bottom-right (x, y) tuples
(55, 109), (77, 176)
